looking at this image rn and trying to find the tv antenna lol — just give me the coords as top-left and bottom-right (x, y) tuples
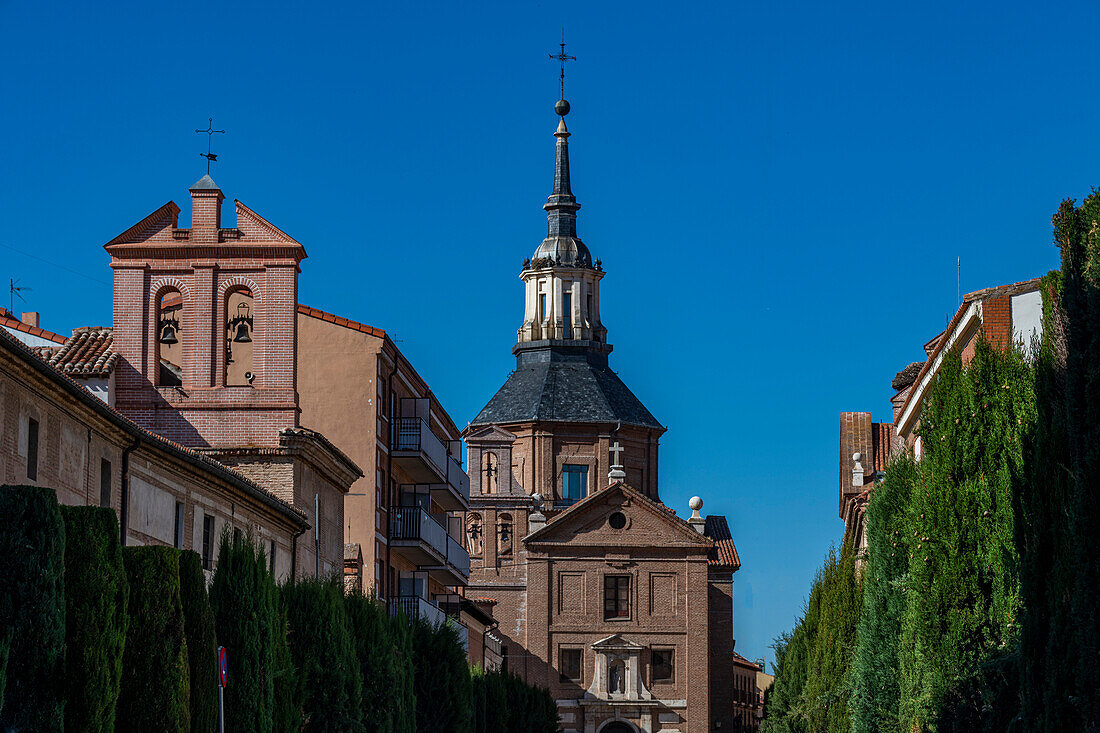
(9, 279), (30, 314)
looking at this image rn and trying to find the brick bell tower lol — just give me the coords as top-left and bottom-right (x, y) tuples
(106, 174), (304, 447)
(105, 175), (361, 577)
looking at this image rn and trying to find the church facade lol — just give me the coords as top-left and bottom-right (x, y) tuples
(465, 102), (741, 733)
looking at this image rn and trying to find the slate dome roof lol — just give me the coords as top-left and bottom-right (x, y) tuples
(532, 235), (592, 268)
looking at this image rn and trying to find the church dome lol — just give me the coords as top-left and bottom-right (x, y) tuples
(532, 235), (592, 268)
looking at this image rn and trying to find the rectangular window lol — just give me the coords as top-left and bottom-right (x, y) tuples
(202, 516), (215, 570)
(560, 648), (582, 682)
(604, 574), (631, 620)
(561, 464), (588, 506)
(652, 648), (674, 682)
(99, 458), (112, 507)
(563, 292), (572, 336)
(26, 417), (39, 481)
(174, 502), (185, 549)
(539, 294), (547, 321)
(269, 539), (276, 574)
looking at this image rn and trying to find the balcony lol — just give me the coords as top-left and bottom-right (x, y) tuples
(427, 534), (470, 587)
(388, 595), (446, 627)
(389, 506), (447, 565)
(485, 631), (504, 659)
(449, 617), (469, 653)
(392, 418), (470, 509)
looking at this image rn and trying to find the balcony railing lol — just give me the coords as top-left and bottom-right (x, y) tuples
(446, 455), (470, 502)
(449, 617), (469, 653)
(446, 534), (470, 577)
(388, 595), (446, 627)
(485, 631), (504, 659)
(393, 417), (448, 482)
(390, 506), (447, 560)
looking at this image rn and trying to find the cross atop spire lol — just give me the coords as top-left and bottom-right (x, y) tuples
(549, 29), (576, 107)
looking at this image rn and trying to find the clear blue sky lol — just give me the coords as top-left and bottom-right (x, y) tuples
(1, 1), (1092, 668)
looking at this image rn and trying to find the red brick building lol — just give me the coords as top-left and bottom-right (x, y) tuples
(465, 99), (741, 733)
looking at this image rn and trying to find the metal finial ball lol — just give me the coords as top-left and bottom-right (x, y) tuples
(555, 99), (570, 116)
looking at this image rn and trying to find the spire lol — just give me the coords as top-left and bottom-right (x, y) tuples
(544, 112), (580, 238)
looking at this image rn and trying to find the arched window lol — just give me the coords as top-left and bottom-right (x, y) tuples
(157, 289), (184, 386)
(497, 513), (513, 560)
(482, 451), (499, 493)
(465, 513), (483, 558)
(225, 287), (255, 386)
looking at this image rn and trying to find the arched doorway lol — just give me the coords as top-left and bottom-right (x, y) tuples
(598, 722), (636, 733)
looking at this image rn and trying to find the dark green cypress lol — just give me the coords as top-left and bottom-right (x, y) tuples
(282, 576), (363, 733)
(849, 456), (917, 733)
(60, 505), (128, 733)
(410, 617), (472, 733)
(0, 485), (66, 732)
(761, 569), (821, 733)
(178, 550), (218, 733)
(345, 592), (396, 733)
(117, 546), (190, 733)
(388, 613), (417, 733)
(209, 529), (278, 733)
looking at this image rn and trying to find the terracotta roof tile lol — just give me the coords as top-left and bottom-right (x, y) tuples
(0, 308), (67, 345)
(704, 515), (741, 571)
(42, 327), (117, 377)
(297, 304), (385, 338)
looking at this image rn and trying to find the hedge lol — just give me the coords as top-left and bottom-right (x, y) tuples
(388, 612), (417, 733)
(59, 505), (128, 733)
(117, 546), (190, 732)
(345, 591), (404, 733)
(282, 577), (362, 733)
(179, 550), (218, 733)
(0, 485), (67, 732)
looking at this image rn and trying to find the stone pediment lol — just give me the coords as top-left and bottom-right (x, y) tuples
(591, 633), (644, 652)
(524, 481), (712, 550)
(463, 424), (517, 443)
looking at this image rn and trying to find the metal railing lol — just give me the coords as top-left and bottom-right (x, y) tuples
(449, 617), (469, 653)
(446, 534), (470, 577)
(388, 595), (446, 627)
(446, 454), (470, 501)
(393, 417), (448, 478)
(389, 506), (448, 558)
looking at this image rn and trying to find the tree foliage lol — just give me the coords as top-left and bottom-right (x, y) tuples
(282, 576), (362, 733)
(59, 505), (128, 733)
(0, 485), (67, 732)
(117, 546), (190, 733)
(178, 550), (218, 733)
(849, 456), (916, 733)
(345, 591), (404, 733)
(410, 617), (473, 733)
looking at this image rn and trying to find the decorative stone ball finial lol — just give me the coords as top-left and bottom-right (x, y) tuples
(852, 452), (862, 463)
(689, 496), (703, 520)
(531, 492), (543, 506)
(555, 98), (570, 116)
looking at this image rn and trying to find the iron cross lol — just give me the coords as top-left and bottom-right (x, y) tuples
(549, 30), (576, 99)
(195, 117), (226, 175)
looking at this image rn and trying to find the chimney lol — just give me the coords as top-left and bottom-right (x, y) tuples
(688, 496), (705, 534)
(21, 312), (39, 328)
(189, 175), (224, 244)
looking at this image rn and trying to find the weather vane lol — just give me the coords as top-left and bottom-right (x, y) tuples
(549, 29), (576, 106)
(195, 117), (226, 175)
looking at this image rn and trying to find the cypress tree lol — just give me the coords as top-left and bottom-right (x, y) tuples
(282, 576), (363, 733)
(388, 614), (417, 733)
(410, 617), (473, 733)
(0, 485), (66, 732)
(897, 338), (1032, 731)
(345, 591), (396, 733)
(850, 456), (917, 733)
(178, 550), (218, 733)
(209, 529), (280, 733)
(117, 546), (190, 733)
(761, 571), (822, 733)
(60, 505), (128, 733)
(270, 596), (300, 733)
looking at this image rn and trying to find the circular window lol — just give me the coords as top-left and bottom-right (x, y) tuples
(608, 511), (627, 529)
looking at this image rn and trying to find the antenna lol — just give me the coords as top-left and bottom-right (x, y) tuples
(9, 279), (30, 314)
(957, 257), (961, 307)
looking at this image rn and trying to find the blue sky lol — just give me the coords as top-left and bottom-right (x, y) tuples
(1, 0), (1093, 668)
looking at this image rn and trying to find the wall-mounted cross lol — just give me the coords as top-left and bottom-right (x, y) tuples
(195, 117), (226, 175)
(610, 441), (624, 466)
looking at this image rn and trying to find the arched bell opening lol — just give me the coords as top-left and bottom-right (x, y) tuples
(224, 287), (255, 386)
(156, 289), (184, 386)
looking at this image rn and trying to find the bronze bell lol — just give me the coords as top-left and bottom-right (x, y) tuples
(233, 321), (252, 343)
(159, 323), (178, 344)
